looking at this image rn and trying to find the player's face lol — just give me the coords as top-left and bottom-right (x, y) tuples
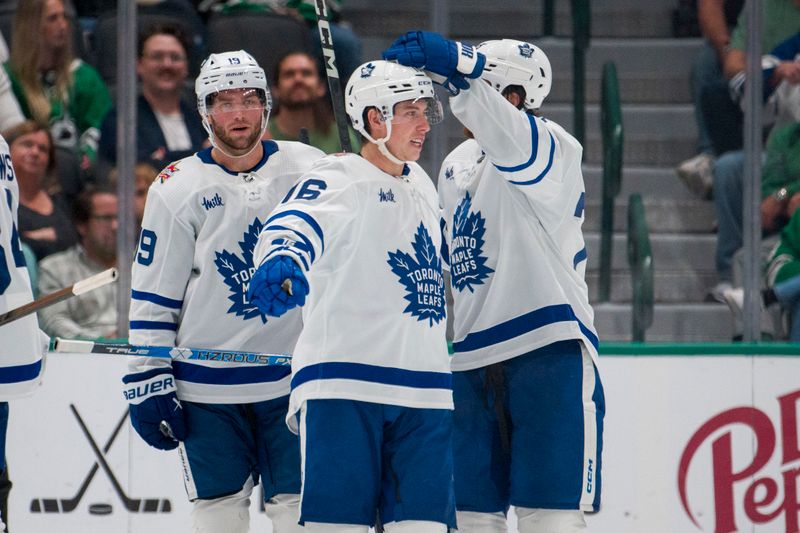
(275, 54), (325, 109)
(9, 130), (50, 183)
(207, 88), (265, 154)
(385, 100), (431, 162)
(41, 0), (69, 52)
(81, 193), (118, 262)
(137, 34), (188, 94)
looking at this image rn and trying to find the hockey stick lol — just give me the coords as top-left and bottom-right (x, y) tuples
(54, 338), (292, 366)
(313, 0), (352, 152)
(30, 409), (128, 513)
(0, 268), (117, 327)
(70, 404), (170, 513)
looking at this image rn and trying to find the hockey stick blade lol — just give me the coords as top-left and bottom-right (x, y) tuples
(314, 0), (352, 153)
(53, 338), (292, 366)
(0, 268), (118, 327)
(70, 404), (170, 513)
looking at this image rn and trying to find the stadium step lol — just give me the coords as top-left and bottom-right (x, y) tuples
(593, 302), (734, 342)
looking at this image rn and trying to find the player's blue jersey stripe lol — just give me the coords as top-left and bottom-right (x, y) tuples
(266, 210), (325, 254)
(440, 218), (450, 267)
(131, 289), (183, 309)
(173, 360), (290, 385)
(263, 247), (310, 271)
(507, 132), (556, 185)
(578, 319), (599, 349)
(129, 320), (178, 331)
(453, 304), (598, 353)
(574, 192), (585, 218)
(493, 113), (538, 172)
(0, 359), (42, 384)
(291, 362), (452, 391)
(573, 247), (587, 269)
(262, 224), (317, 263)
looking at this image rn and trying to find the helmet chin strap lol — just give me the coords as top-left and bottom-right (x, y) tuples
(360, 120), (405, 166)
(204, 112), (270, 160)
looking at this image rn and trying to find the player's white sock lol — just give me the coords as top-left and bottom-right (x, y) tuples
(303, 523), (369, 532)
(455, 510), (507, 532)
(515, 507), (587, 533)
(265, 493), (304, 532)
(384, 520), (448, 532)
(191, 477), (252, 533)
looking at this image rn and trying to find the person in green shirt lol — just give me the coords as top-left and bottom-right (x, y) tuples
(4, 0), (111, 169)
(267, 50), (359, 154)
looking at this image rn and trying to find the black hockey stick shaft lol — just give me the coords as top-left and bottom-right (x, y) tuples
(313, 0), (352, 153)
(70, 404), (167, 513)
(0, 268), (117, 327)
(31, 409), (128, 513)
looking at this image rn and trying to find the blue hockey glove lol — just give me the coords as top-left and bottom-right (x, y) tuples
(248, 255), (309, 318)
(122, 367), (186, 450)
(382, 31), (486, 94)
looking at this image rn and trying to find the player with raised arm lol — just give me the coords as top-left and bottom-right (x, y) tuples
(0, 133), (47, 531)
(124, 50), (324, 533)
(384, 34), (605, 533)
(248, 60), (455, 532)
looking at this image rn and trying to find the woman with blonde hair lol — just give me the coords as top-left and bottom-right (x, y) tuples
(4, 0), (111, 168)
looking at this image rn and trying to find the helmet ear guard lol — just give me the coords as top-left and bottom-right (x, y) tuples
(477, 39), (552, 110)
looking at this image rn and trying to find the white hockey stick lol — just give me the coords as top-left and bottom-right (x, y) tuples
(53, 338), (292, 366)
(0, 268), (118, 327)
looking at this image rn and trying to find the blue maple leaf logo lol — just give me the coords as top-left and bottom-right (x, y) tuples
(387, 223), (445, 326)
(214, 218), (268, 323)
(444, 166), (454, 180)
(450, 193), (494, 292)
(518, 43), (534, 58)
(361, 62), (376, 78)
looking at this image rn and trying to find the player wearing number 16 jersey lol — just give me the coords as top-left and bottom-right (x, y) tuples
(125, 51), (323, 533)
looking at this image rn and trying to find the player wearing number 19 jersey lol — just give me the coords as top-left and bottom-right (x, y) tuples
(126, 51), (323, 533)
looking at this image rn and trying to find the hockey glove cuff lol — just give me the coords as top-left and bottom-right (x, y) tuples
(123, 367), (186, 450)
(248, 255), (309, 318)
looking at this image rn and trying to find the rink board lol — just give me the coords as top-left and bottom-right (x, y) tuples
(6, 345), (800, 532)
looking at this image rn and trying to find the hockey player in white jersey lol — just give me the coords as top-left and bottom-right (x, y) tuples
(384, 34), (605, 532)
(124, 50), (324, 533)
(248, 60), (455, 532)
(0, 134), (47, 530)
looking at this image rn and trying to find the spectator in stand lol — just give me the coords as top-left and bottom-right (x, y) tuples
(0, 33), (24, 132)
(676, 0), (744, 199)
(710, 17), (800, 301)
(267, 51), (358, 153)
(4, 0), (112, 169)
(765, 203), (800, 340)
(4, 120), (78, 261)
(107, 162), (159, 228)
(37, 185), (118, 339)
(97, 22), (208, 175)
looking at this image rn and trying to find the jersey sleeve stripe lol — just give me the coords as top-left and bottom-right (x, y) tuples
(452, 303), (598, 353)
(0, 360), (43, 384)
(574, 192), (585, 218)
(290, 362), (452, 391)
(173, 360), (290, 385)
(492, 113), (540, 173)
(507, 131), (555, 185)
(262, 224), (317, 262)
(129, 320), (178, 331)
(573, 247), (587, 269)
(131, 289), (183, 309)
(263, 247), (310, 271)
(266, 210), (325, 253)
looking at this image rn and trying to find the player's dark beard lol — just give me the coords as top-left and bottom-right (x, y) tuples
(214, 121), (262, 153)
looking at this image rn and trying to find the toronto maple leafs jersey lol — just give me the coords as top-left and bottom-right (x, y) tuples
(0, 135), (46, 398)
(129, 140), (325, 403)
(439, 79), (598, 372)
(253, 154), (452, 431)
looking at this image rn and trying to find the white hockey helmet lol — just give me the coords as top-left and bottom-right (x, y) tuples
(195, 50), (271, 121)
(477, 39), (552, 110)
(345, 60), (442, 141)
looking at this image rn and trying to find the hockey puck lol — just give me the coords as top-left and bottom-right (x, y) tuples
(88, 503), (112, 515)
